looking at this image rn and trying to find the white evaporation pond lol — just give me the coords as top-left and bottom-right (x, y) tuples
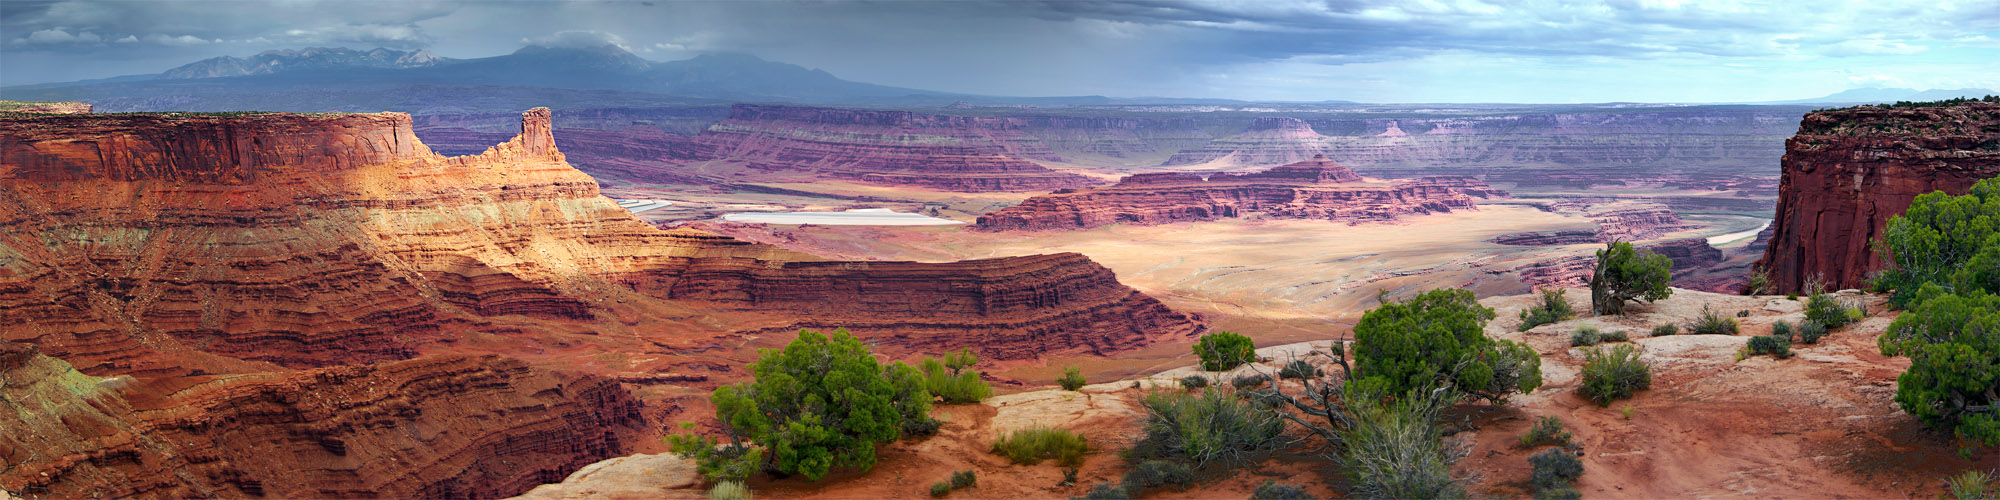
(720, 208), (965, 226)
(612, 199), (676, 214)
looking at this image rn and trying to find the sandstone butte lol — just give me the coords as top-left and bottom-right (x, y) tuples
(974, 154), (1508, 231)
(0, 108), (1201, 498)
(1160, 116), (1334, 167)
(681, 104), (1103, 192)
(1756, 101), (2000, 293)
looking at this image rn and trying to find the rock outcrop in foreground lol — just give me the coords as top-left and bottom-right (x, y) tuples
(1756, 102), (2000, 292)
(0, 108), (1200, 497)
(975, 155), (1505, 231)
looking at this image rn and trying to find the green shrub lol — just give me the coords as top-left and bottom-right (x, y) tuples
(1078, 482), (1130, 500)
(669, 328), (932, 482)
(1122, 460), (1195, 494)
(1353, 288), (1543, 403)
(1528, 448), (1584, 490)
(943, 348), (979, 374)
(708, 481), (751, 500)
(1590, 241), (1674, 315)
(1533, 486), (1582, 500)
(1578, 344), (1651, 407)
(1688, 305), (1739, 334)
(1231, 373), (1271, 390)
(1602, 330), (1629, 342)
(1796, 321), (1827, 344)
(1946, 470), (1995, 500)
(1194, 332), (1259, 371)
(1061, 467), (1079, 487)
(1872, 177), (2000, 307)
(1518, 416), (1572, 448)
(992, 426), (1089, 467)
(1279, 360), (1320, 379)
(1651, 324), (1678, 336)
(1058, 366), (1087, 391)
(663, 426), (764, 483)
(950, 470), (977, 489)
(1179, 375), (1210, 390)
(1879, 287), (2000, 448)
(1771, 320), (1795, 341)
(921, 355), (993, 404)
(1806, 291), (1861, 329)
(1134, 388), (1286, 467)
(1569, 325), (1603, 347)
(1251, 480), (1318, 500)
(1336, 387), (1468, 500)
(929, 481), (951, 497)
(1518, 287), (1577, 331)
(1746, 335), (1793, 359)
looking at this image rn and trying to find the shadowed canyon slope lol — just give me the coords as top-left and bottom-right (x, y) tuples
(1756, 102), (2000, 292)
(0, 108), (1199, 497)
(974, 155), (1505, 231)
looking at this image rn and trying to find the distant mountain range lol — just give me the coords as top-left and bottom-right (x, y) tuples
(1764, 87), (1998, 104)
(0, 45), (1256, 112)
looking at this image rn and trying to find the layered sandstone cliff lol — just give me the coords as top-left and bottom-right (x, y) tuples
(0, 108), (1200, 497)
(1160, 117), (1332, 167)
(1756, 102), (2000, 292)
(687, 104), (1101, 191)
(0, 100), (92, 114)
(975, 155), (1503, 231)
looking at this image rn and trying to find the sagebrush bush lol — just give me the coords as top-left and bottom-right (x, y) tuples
(1179, 375), (1209, 390)
(1946, 470), (1994, 500)
(921, 356), (993, 404)
(950, 470), (977, 489)
(1533, 486), (1583, 500)
(1805, 291), (1860, 329)
(991, 426), (1088, 467)
(1746, 335), (1792, 359)
(1787, 322), (1824, 347)
(708, 481), (750, 500)
(1231, 374), (1271, 390)
(1578, 344), (1651, 406)
(1569, 325), (1603, 347)
(1251, 480), (1318, 500)
(1518, 287), (1577, 331)
(929, 482), (951, 497)
(1651, 324), (1678, 336)
(1279, 359), (1320, 379)
(1194, 331), (1258, 371)
(1518, 416), (1572, 448)
(1770, 320), (1795, 341)
(1122, 460), (1194, 494)
(1133, 388), (1286, 467)
(1058, 365), (1087, 391)
(1336, 388), (1467, 500)
(1079, 482), (1130, 500)
(1528, 448), (1584, 490)
(1689, 305), (1739, 334)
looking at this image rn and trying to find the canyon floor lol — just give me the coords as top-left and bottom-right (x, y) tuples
(517, 288), (1995, 499)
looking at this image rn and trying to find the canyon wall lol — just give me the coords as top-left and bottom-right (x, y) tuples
(975, 156), (1502, 231)
(687, 104), (1102, 191)
(1755, 102), (2000, 292)
(0, 108), (1200, 497)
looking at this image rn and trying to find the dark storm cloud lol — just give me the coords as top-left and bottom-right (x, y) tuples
(1, 0), (1995, 100)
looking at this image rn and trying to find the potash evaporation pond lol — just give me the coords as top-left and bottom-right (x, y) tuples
(720, 208), (966, 226)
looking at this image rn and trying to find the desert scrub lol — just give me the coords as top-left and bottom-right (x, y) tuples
(1251, 480), (1318, 500)
(1770, 320), (1795, 341)
(1946, 469), (1994, 500)
(1133, 388), (1286, 467)
(1279, 359), (1320, 379)
(1336, 387), (1468, 500)
(1193, 331), (1258, 371)
(1231, 373), (1271, 390)
(1528, 448), (1584, 499)
(920, 352), (993, 404)
(1079, 482), (1130, 500)
(1518, 287), (1576, 331)
(708, 481), (750, 500)
(1578, 344), (1651, 406)
(991, 426), (1088, 466)
(1745, 335), (1793, 359)
(1796, 321), (1828, 344)
(1651, 323), (1678, 336)
(929, 482), (951, 497)
(1518, 416), (1573, 448)
(1179, 375), (1210, 390)
(1569, 325), (1603, 347)
(1057, 365), (1087, 391)
(951, 470), (977, 489)
(1122, 460), (1195, 495)
(1805, 290), (1862, 329)
(1688, 305), (1739, 334)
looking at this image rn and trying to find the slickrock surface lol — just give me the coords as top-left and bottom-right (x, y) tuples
(685, 104), (1101, 191)
(975, 155), (1503, 231)
(1757, 102), (2000, 292)
(0, 108), (1200, 497)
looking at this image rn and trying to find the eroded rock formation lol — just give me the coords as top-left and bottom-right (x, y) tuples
(0, 108), (1201, 497)
(1756, 102), (2000, 292)
(975, 155), (1504, 231)
(686, 104), (1101, 191)
(1160, 117), (1333, 167)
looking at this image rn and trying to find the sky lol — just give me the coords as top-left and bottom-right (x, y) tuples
(2, 0), (1997, 103)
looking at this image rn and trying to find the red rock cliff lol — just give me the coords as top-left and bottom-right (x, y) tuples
(1755, 102), (2000, 292)
(975, 155), (1502, 231)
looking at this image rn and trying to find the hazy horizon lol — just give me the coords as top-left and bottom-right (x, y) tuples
(4, 0), (1997, 103)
